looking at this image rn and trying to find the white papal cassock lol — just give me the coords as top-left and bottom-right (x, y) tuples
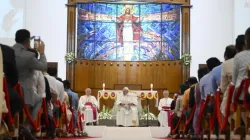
(78, 95), (98, 124)
(116, 93), (139, 126)
(158, 97), (173, 127)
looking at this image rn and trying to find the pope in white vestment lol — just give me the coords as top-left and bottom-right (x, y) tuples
(158, 90), (173, 127)
(116, 87), (139, 127)
(78, 88), (98, 124)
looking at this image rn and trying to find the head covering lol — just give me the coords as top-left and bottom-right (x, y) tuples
(123, 87), (129, 91)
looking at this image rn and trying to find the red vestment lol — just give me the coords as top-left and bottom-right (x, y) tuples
(116, 14), (143, 43)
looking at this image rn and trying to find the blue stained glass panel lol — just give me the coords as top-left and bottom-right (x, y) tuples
(140, 4), (161, 22)
(139, 42), (161, 61)
(95, 22), (116, 41)
(77, 3), (181, 61)
(78, 4), (95, 21)
(95, 41), (117, 60)
(162, 4), (181, 12)
(77, 21), (95, 40)
(161, 21), (180, 45)
(162, 42), (180, 60)
(162, 4), (180, 21)
(94, 3), (117, 22)
(140, 22), (161, 41)
(77, 40), (95, 59)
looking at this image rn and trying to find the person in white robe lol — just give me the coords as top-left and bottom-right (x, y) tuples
(78, 88), (98, 124)
(158, 90), (173, 127)
(116, 87), (139, 127)
(43, 72), (65, 104)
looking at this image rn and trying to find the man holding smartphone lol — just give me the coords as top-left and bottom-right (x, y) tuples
(13, 29), (47, 140)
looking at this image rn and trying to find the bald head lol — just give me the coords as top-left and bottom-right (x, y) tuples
(85, 88), (91, 96)
(163, 90), (169, 98)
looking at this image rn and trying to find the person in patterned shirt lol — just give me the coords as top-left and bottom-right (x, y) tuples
(232, 27), (250, 125)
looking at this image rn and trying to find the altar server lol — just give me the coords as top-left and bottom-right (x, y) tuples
(78, 88), (98, 124)
(158, 90), (173, 127)
(116, 87), (139, 126)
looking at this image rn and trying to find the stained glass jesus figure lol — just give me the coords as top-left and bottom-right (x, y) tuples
(117, 5), (142, 61)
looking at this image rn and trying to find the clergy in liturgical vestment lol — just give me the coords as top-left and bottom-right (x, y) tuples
(78, 88), (98, 124)
(158, 90), (173, 127)
(116, 87), (139, 127)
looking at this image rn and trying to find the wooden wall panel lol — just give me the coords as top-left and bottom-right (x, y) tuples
(88, 62), (95, 88)
(74, 61), (89, 91)
(117, 62), (126, 84)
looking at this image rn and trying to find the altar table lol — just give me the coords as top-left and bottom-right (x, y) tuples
(97, 90), (158, 108)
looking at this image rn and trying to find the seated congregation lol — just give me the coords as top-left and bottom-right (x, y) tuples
(0, 29), (141, 139)
(1, 26), (250, 140)
(162, 27), (250, 139)
(0, 29), (100, 140)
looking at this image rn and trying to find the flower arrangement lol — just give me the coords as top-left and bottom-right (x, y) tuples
(139, 107), (157, 120)
(98, 105), (113, 120)
(65, 52), (75, 64)
(181, 53), (191, 66)
(83, 132), (88, 137)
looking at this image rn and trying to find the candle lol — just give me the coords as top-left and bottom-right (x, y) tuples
(103, 83), (105, 91)
(150, 84), (153, 89)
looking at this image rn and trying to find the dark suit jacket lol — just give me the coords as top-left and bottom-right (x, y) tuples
(0, 44), (18, 88)
(44, 77), (52, 101)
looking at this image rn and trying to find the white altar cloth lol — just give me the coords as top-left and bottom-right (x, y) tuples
(97, 90), (158, 109)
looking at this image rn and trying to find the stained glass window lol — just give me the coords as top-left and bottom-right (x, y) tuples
(77, 3), (181, 61)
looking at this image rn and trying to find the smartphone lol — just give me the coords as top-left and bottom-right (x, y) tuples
(34, 36), (41, 50)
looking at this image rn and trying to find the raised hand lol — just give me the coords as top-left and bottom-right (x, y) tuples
(38, 40), (45, 54)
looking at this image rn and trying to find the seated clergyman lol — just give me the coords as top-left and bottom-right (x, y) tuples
(78, 88), (98, 124)
(116, 87), (139, 127)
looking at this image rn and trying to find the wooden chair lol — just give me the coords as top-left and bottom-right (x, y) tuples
(230, 71), (250, 140)
(244, 66), (250, 140)
(0, 78), (19, 138)
(203, 95), (215, 140)
(178, 117), (185, 138)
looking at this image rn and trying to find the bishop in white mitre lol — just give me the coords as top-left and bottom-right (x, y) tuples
(78, 88), (98, 124)
(158, 90), (173, 127)
(116, 87), (139, 127)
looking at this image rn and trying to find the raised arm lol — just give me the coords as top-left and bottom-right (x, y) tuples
(28, 53), (47, 71)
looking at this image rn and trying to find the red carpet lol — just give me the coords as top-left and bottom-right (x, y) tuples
(39, 136), (101, 140)
(155, 137), (188, 140)
(156, 138), (188, 140)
